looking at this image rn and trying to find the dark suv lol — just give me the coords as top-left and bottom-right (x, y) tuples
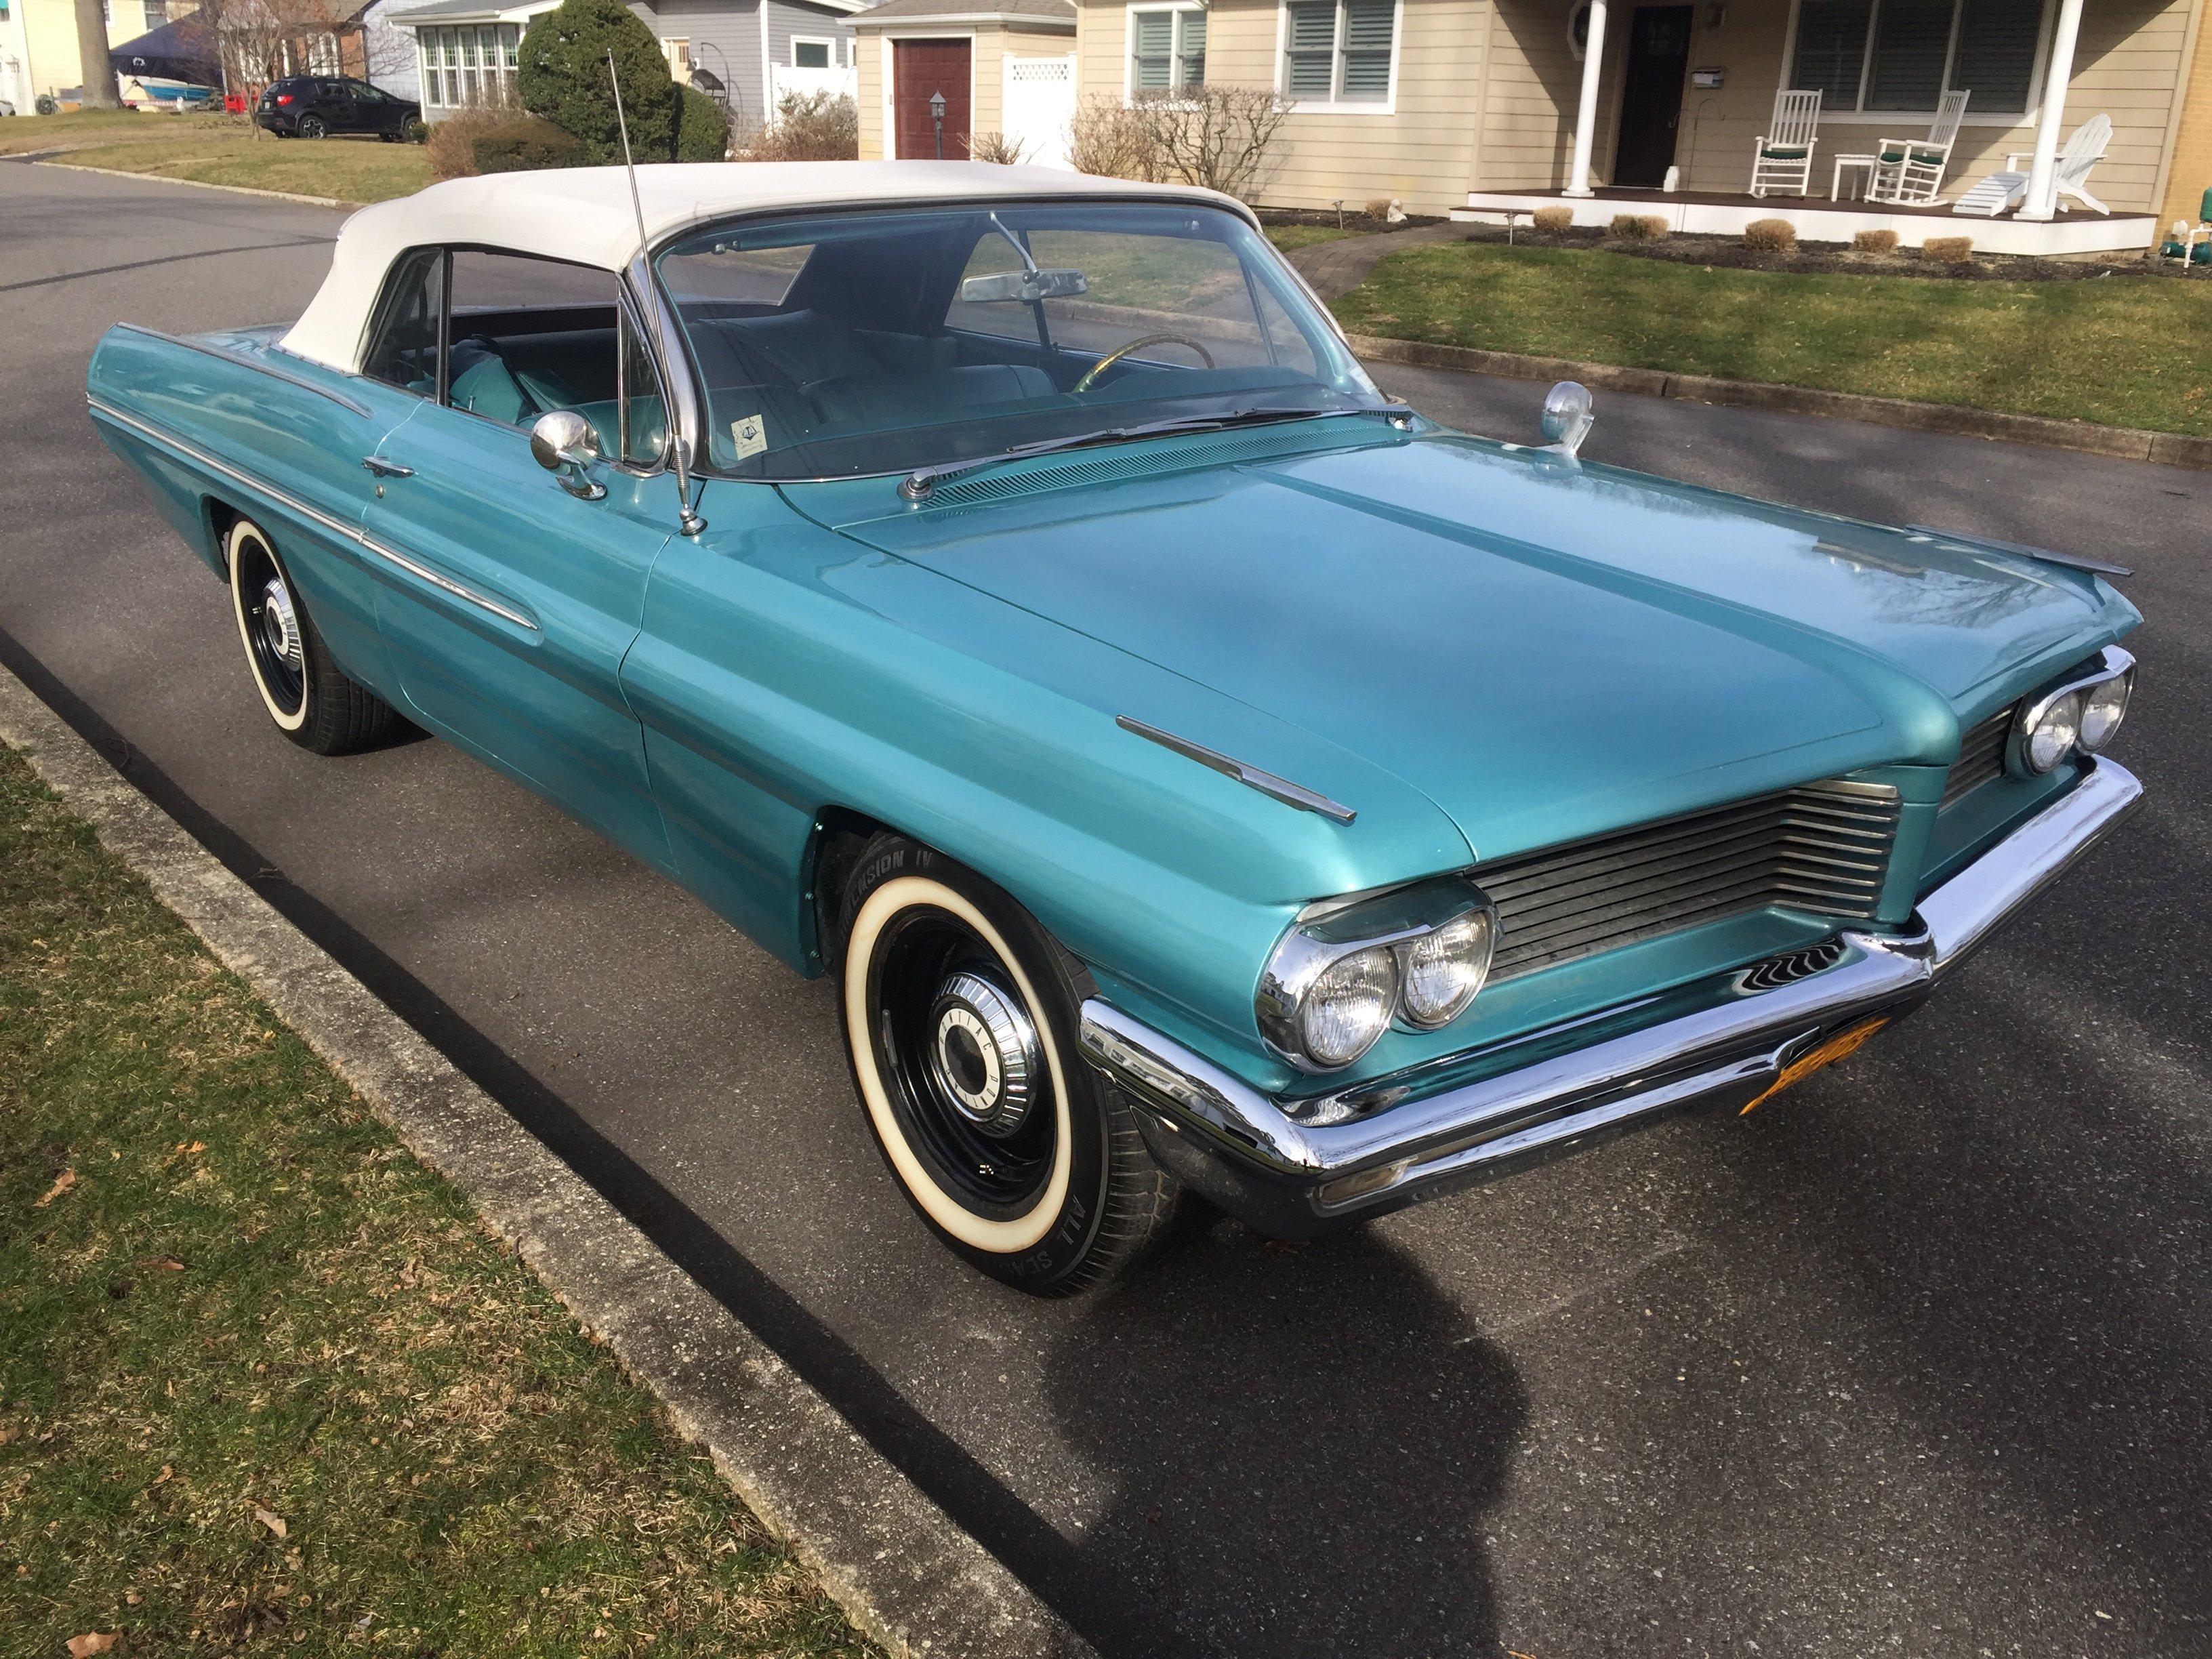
(255, 77), (420, 140)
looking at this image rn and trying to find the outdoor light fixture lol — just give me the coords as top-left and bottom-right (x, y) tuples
(930, 89), (946, 159)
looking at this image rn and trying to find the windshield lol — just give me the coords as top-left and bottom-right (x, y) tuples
(654, 200), (1387, 480)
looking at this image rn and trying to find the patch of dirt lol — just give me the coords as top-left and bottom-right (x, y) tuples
(1448, 220), (2163, 282)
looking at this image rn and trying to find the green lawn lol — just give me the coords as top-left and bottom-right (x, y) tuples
(1332, 241), (2212, 438)
(2, 109), (430, 202)
(0, 744), (874, 1658)
(1264, 225), (1364, 251)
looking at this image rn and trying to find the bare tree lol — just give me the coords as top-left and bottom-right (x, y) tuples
(73, 0), (120, 107)
(1132, 87), (1292, 202)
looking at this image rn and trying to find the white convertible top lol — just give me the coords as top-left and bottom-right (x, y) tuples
(281, 161), (1242, 373)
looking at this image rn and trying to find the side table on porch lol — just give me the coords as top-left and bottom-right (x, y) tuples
(1831, 154), (1881, 201)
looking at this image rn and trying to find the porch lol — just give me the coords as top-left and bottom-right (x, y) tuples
(1452, 186), (2161, 255)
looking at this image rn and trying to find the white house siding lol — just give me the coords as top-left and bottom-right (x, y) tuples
(1073, 0), (1490, 216)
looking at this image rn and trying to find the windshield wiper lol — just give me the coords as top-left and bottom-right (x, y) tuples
(895, 403), (1414, 499)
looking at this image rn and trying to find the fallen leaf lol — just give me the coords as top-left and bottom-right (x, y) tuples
(137, 1258), (186, 1272)
(65, 1636), (121, 1658)
(125, 1592), (142, 1606)
(253, 1507), (288, 1540)
(35, 1170), (77, 1208)
(152, 1465), (172, 1486)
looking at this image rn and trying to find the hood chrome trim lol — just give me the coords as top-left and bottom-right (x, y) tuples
(1116, 714), (1355, 824)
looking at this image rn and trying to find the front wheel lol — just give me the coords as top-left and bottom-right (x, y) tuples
(834, 836), (1181, 1294)
(226, 516), (402, 754)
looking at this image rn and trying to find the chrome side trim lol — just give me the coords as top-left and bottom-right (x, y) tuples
(87, 396), (538, 634)
(1082, 756), (2143, 1223)
(1918, 756), (2141, 972)
(110, 322), (376, 418)
(1115, 715), (1356, 824)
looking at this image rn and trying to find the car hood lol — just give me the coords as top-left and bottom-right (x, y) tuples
(792, 428), (2137, 860)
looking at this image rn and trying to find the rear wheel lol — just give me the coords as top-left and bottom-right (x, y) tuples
(226, 516), (401, 755)
(298, 114), (326, 138)
(834, 835), (1181, 1295)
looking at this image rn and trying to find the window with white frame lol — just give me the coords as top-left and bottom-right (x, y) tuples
(661, 37), (690, 81)
(792, 37), (833, 68)
(1282, 0), (1395, 104)
(142, 0), (167, 28)
(1791, 0), (2043, 114)
(1130, 6), (1204, 91)
(416, 23), (523, 107)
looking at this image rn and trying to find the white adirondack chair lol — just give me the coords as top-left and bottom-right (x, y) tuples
(1952, 112), (2113, 217)
(1750, 89), (1822, 198)
(1871, 89), (1969, 205)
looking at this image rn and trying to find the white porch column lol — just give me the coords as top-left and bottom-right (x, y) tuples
(2018, 0), (2085, 221)
(1564, 0), (1609, 199)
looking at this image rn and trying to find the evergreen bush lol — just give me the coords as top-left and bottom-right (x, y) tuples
(676, 83), (729, 161)
(518, 0), (678, 165)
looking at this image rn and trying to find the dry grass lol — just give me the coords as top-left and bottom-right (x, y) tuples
(1853, 228), (1902, 253)
(1744, 218), (1797, 254)
(0, 745), (876, 1658)
(1532, 206), (1575, 234)
(1610, 214), (1668, 241)
(1923, 235), (1975, 265)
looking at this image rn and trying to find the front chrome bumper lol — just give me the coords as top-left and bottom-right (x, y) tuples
(1078, 758), (2143, 1237)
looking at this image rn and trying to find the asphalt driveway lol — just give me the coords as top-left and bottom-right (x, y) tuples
(5, 160), (2209, 1657)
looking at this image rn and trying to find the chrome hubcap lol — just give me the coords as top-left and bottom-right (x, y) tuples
(256, 575), (302, 672)
(926, 970), (1040, 1139)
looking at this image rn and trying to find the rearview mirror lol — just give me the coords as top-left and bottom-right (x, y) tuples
(959, 268), (1089, 304)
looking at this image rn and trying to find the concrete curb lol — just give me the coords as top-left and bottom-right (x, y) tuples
(0, 660), (1091, 1659)
(35, 158), (359, 209)
(1346, 332), (2212, 472)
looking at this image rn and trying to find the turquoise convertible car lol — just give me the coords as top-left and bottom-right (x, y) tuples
(88, 162), (2143, 1294)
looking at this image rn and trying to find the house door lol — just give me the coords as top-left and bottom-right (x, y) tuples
(893, 39), (970, 159)
(1612, 6), (1693, 187)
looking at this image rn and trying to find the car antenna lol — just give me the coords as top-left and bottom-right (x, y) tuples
(607, 48), (706, 537)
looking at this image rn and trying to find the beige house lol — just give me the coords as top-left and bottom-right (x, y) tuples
(1048, 0), (2203, 252)
(853, 0), (1078, 163)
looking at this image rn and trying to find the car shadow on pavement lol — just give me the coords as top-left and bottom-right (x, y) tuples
(1042, 1221), (1530, 1658)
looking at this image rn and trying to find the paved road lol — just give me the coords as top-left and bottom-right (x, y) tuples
(7, 161), (2211, 1658)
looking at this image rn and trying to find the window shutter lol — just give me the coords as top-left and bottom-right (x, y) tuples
(1134, 9), (1174, 89)
(1178, 9), (1206, 86)
(1790, 0), (1872, 108)
(1340, 0), (1394, 99)
(1866, 0), (1953, 108)
(1285, 0), (1336, 96)
(1950, 0), (2039, 111)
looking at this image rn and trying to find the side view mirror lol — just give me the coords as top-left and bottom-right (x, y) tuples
(1539, 381), (1595, 457)
(530, 409), (607, 500)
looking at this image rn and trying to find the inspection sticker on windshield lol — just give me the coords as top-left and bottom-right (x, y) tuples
(729, 413), (767, 460)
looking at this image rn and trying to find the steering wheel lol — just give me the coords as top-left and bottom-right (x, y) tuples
(1073, 333), (1216, 394)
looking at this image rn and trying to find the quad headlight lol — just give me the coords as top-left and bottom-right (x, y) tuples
(1257, 879), (1498, 1071)
(2012, 646), (2133, 775)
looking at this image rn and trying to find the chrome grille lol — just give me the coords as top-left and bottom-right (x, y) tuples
(1941, 704), (2017, 810)
(1476, 781), (1902, 982)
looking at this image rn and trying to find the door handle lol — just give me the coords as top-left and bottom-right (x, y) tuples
(361, 455), (413, 478)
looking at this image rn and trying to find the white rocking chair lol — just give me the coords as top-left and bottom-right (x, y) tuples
(1871, 89), (1969, 205)
(1750, 89), (1822, 198)
(1953, 112), (2113, 217)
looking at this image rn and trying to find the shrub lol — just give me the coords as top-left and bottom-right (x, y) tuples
(1852, 227), (1900, 253)
(733, 90), (857, 161)
(1130, 87), (1292, 200)
(968, 130), (1028, 165)
(425, 100), (518, 180)
(403, 117), (429, 144)
(1744, 217), (1797, 253)
(1069, 95), (1155, 180)
(675, 83), (728, 161)
(1532, 205), (1574, 233)
(1922, 234), (1973, 264)
(1610, 213), (1668, 239)
(471, 114), (588, 173)
(517, 0), (677, 165)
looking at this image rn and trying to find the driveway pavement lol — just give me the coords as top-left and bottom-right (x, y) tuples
(6, 161), (2210, 1658)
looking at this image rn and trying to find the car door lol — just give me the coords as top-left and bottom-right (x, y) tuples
(320, 80), (357, 133)
(360, 247), (680, 872)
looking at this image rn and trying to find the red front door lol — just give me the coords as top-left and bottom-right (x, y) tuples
(893, 39), (971, 159)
